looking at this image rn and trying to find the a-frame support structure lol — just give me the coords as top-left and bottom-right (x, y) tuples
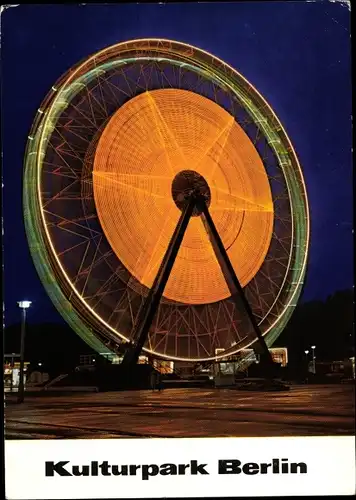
(121, 185), (274, 371)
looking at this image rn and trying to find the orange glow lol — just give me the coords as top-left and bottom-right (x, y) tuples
(93, 89), (273, 304)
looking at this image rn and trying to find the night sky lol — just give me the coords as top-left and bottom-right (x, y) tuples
(2, 2), (352, 327)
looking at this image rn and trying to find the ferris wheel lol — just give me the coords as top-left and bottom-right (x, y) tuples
(23, 39), (309, 364)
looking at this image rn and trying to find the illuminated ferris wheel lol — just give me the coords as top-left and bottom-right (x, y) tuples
(23, 39), (309, 364)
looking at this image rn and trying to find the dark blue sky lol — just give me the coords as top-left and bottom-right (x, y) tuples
(2, 2), (352, 326)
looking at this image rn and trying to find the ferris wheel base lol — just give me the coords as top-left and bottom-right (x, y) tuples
(90, 365), (289, 393)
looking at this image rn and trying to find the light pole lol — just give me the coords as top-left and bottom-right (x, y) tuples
(17, 301), (32, 404)
(311, 345), (316, 374)
(304, 350), (310, 382)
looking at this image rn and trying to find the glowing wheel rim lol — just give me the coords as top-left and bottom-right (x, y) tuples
(23, 39), (310, 362)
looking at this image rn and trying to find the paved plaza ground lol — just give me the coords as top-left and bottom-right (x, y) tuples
(4, 384), (355, 439)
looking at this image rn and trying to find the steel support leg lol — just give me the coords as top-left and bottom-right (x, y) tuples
(198, 198), (273, 366)
(121, 195), (196, 367)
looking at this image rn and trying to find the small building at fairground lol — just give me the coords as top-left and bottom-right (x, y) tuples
(87, 348), (288, 378)
(4, 354), (30, 392)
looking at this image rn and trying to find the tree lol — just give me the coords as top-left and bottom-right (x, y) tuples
(4, 322), (96, 377)
(274, 289), (353, 365)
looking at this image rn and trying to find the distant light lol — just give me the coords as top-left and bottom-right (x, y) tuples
(38, 362), (42, 367)
(93, 358), (96, 362)
(304, 350), (309, 355)
(311, 345), (316, 349)
(18, 301), (32, 309)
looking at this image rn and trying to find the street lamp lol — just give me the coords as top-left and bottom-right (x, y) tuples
(311, 345), (316, 374)
(304, 350), (310, 382)
(17, 300), (32, 404)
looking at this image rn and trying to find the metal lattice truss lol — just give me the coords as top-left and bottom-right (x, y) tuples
(23, 39), (309, 362)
